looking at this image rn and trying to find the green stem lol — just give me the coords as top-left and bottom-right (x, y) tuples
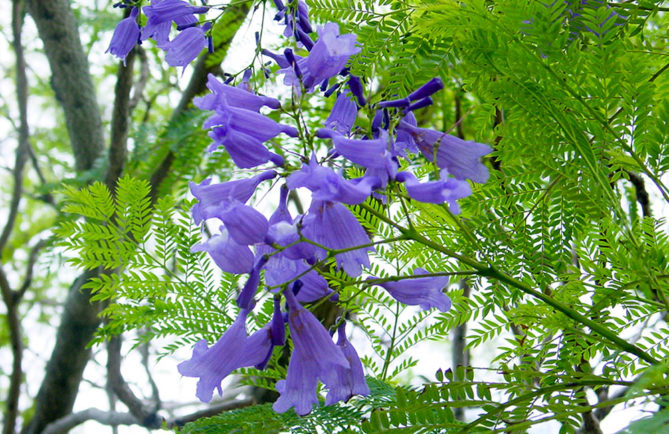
(358, 202), (660, 366)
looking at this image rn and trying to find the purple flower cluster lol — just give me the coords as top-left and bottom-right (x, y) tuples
(107, 0), (492, 416)
(107, 0), (211, 67)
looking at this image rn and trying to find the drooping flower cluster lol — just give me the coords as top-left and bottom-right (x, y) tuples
(108, 0), (492, 416)
(107, 0), (212, 67)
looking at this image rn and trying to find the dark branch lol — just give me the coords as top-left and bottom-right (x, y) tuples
(25, 0), (105, 172)
(105, 41), (136, 189)
(107, 336), (161, 429)
(626, 171), (651, 218)
(2, 2), (31, 431)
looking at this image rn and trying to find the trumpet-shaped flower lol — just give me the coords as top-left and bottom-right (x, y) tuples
(191, 227), (253, 274)
(195, 74), (280, 112)
(396, 171), (472, 214)
(325, 323), (370, 405)
(190, 170), (276, 224)
(280, 23), (360, 90)
(302, 200), (372, 277)
(373, 268), (451, 312)
(287, 157), (379, 205)
(273, 290), (349, 415)
(398, 121), (492, 184)
(178, 309), (272, 402)
(106, 7), (140, 64)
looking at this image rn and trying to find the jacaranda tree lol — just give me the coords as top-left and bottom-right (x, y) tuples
(1, 0), (668, 433)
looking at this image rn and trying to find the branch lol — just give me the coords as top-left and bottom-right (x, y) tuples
(41, 409), (138, 434)
(41, 399), (254, 434)
(25, 0), (104, 172)
(2, 3), (31, 431)
(0, 0), (31, 254)
(107, 336), (161, 428)
(105, 37), (136, 189)
(128, 46), (149, 115)
(452, 280), (471, 422)
(17, 239), (47, 299)
(626, 170), (651, 218)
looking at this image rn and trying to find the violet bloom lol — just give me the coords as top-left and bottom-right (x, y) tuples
(398, 120), (492, 184)
(287, 157), (379, 205)
(280, 23), (360, 90)
(302, 200), (373, 277)
(178, 309), (272, 402)
(190, 170), (276, 224)
(164, 23), (210, 69)
(322, 93), (357, 136)
(191, 227), (253, 274)
(264, 252), (333, 303)
(331, 130), (390, 169)
(273, 289), (349, 415)
(393, 112), (418, 156)
(373, 268), (451, 312)
(202, 103), (298, 143)
(142, 0), (208, 45)
(106, 7), (140, 65)
(325, 323), (370, 406)
(208, 127), (284, 168)
(195, 73), (280, 112)
(396, 171), (472, 214)
(219, 202), (269, 245)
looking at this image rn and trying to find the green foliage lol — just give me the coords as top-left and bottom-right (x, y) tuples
(54, 175), (240, 352)
(51, 0), (669, 432)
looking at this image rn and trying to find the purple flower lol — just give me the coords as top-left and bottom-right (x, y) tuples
(219, 202), (269, 246)
(325, 323), (370, 406)
(347, 75), (366, 106)
(264, 253), (333, 303)
(394, 112), (418, 156)
(396, 171), (472, 214)
(208, 127), (284, 168)
(202, 103), (298, 143)
(287, 157), (379, 205)
(280, 23), (360, 90)
(323, 93), (357, 136)
(373, 268), (451, 312)
(191, 227), (254, 274)
(302, 200), (373, 277)
(195, 73), (281, 112)
(164, 23), (210, 69)
(190, 170), (277, 224)
(178, 309), (272, 402)
(398, 121), (492, 184)
(106, 7), (140, 65)
(142, 0), (208, 45)
(273, 289), (349, 415)
(408, 77), (444, 101)
(331, 130), (390, 169)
